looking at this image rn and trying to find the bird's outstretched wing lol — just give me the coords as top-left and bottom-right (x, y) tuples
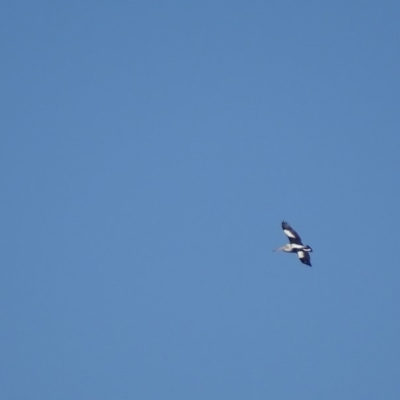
(297, 251), (312, 267)
(281, 221), (303, 245)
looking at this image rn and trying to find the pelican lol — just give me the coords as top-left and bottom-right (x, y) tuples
(274, 221), (313, 267)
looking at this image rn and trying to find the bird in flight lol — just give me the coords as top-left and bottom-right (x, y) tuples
(274, 221), (313, 267)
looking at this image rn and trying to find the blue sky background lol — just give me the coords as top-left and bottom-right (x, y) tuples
(1, 1), (400, 399)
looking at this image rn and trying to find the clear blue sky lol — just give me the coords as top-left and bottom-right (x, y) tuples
(1, 1), (400, 399)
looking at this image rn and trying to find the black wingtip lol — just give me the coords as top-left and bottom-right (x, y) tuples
(282, 221), (290, 229)
(300, 259), (312, 267)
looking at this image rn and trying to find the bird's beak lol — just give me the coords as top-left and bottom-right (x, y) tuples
(273, 246), (284, 252)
